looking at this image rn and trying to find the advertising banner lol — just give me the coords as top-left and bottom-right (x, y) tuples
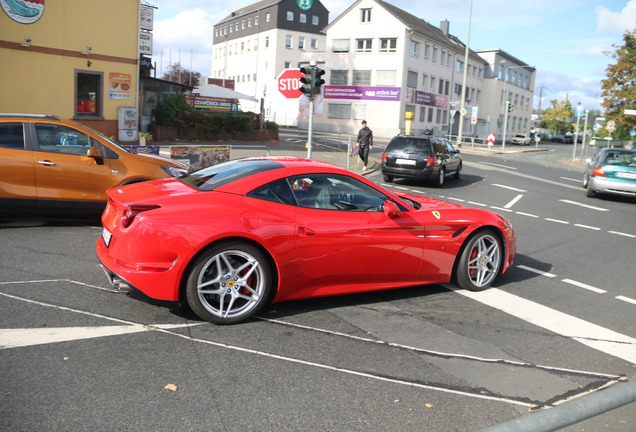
(171, 146), (231, 171)
(109, 73), (132, 100)
(186, 96), (238, 112)
(323, 86), (401, 102)
(406, 88), (449, 108)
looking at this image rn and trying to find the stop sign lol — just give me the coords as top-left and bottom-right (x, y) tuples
(277, 69), (303, 99)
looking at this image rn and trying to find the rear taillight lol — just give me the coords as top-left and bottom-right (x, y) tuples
(381, 152), (387, 163)
(592, 166), (606, 177)
(425, 156), (435, 167)
(120, 204), (161, 228)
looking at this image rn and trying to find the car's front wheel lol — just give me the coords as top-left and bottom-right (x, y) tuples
(185, 242), (272, 324)
(383, 174), (394, 182)
(433, 167), (445, 187)
(455, 230), (501, 291)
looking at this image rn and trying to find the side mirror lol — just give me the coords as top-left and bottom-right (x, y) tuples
(383, 200), (402, 218)
(87, 146), (104, 165)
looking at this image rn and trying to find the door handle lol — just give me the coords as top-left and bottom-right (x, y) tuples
(38, 161), (56, 166)
(298, 227), (316, 237)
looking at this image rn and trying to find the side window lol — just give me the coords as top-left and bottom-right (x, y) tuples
(444, 140), (456, 153)
(289, 173), (400, 212)
(432, 140), (448, 155)
(35, 124), (101, 155)
(0, 122), (26, 149)
(246, 179), (296, 205)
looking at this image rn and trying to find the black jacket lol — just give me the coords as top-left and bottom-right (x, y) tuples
(357, 127), (373, 147)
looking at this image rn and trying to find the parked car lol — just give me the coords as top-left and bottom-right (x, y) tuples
(380, 135), (462, 186)
(583, 148), (636, 198)
(552, 135), (574, 144)
(510, 134), (531, 145)
(96, 157), (516, 324)
(0, 114), (187, 213)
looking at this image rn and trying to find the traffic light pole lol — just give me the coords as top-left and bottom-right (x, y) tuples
(307, 67), (316, 159)
(502, 101), (510, 152)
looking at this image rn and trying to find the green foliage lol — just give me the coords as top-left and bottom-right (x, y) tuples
(155, 93), (192, 128)
(601, 30), (636, 131)
(180, 111), (253, 140)
(263, 121), (279, 132)
(542, 100), (573, 134)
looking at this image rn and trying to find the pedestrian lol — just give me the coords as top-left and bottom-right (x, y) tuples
(356, 120), (373, 170)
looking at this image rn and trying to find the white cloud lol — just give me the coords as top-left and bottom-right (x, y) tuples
(567, 47), (607, 57)
(535, 70), (603, 110)
(596, 0), (636, 33)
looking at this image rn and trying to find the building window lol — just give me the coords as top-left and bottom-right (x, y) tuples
(376, 70), (396, 86)
(300, 13), (306, 23)
(330, 69), (348, 85)
(476, 90), (481, 103)
(456, 60), (463, 73)
(332, 39), (350, 53)
(353, 103), (366, 120)
(428, 107), (434, 122)
(242, 20), (245, 29)
(287, 11), (294, 21)
(284, 61), (291, 69)
(441, 50), (446, 66)
(215, 29), (218, 37)
(285, 35), (292, 48)
(442, 110), (448, 124)
(235, 23), (239, 31)
(241, 42), (244, 53)
(379, 38), (397, 53)
(498, 64), (505, 80)
(356, 38), (372, 53)
(454, 83), (462, 99)
(438, 78), (444, 94)
(328, 103), (351, 119)
(299, 37), (305, 50)
(421, 74), (428, 89)
(432, 47), (438, 63)
(75, 71), (102, 119)
(407, 70), (418, 88)
(311, 38), (318, 48)
(254, 38), (258, 50)
(424, 43), (430, 60)
(436, 109), (442, 123)
(360, 8), (371, 23)
(446, 52), (452, 68)
(266, 12), (270, 22)
(248, 18), (252, 27)
(265, 36), (269, 48)
(419, 106), (426, 122)
(352, 70), (371, 85)
(405, 104), (416, 120)
(312, 15), (319, 25)
(255, 16), (259, 25)
(430, 76), (436, 92)
(409, 39), (419, 57)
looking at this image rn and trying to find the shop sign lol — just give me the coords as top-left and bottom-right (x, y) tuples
(109, 73), (132, 100)
(186, 96), (238, 112)
(323, 86), (401, 102)
(140, 5), (153, 31)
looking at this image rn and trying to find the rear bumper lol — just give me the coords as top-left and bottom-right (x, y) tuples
(381, 164), (436, 181)
(589, 176), (636, 196)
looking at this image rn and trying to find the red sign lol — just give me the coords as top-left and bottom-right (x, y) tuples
(487, 133), (496, 146)
(606, 120), (616, 131)
(277, 69), (303, 99)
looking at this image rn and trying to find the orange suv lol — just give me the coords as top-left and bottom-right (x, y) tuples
(0, 114), (187, 213)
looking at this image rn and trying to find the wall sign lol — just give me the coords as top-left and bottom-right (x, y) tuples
(1, 0), (45, 24)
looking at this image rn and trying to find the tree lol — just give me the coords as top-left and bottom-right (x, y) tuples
(600, 29), (636, 130)
(162, 62), (202, 87)
(542, 100), (573, 134)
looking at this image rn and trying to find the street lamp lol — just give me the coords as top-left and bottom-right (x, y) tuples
(501, 64), (535, 152)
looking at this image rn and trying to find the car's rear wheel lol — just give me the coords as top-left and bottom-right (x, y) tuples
(433, 167), (445, 187)
(582, 174), (589, 188)
(383, 174), (394, 182)
(586, 187), (596, 198)
(455, 230), (501, 291)
(453, 163), (461, 180)
(185, 242), (272, 325)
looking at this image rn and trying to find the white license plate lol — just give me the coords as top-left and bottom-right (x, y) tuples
(102, 227), (112, 247)
(396, 158), (417, 166)
(616, 172), (636, 179)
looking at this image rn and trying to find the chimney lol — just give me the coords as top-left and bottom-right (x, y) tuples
(440, 20), (449, 35)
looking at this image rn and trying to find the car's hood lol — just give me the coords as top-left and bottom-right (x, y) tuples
(131, 151), (187, 168)
(390, 191), (465, 210)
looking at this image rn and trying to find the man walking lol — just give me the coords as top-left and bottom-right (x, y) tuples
(356, 120), (373, 170)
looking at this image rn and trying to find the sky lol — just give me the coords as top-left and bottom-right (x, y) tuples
(146, 0), (636, 112)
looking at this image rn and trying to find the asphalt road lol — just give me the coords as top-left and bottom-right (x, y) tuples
(1, 139), (635, 431)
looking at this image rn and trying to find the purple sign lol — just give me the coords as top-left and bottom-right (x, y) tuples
(406, 89), (449, 109)
(323, 86), (401, 101)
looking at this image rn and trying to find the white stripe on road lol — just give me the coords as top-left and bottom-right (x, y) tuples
(515, 212), (539, 218)
(452, 288), (636, 364)
(560, 199), (610, 212)
(504, 194), (523, 209)
(608, 231), (636, 238)
(560, 177), (582, 183)
(574, 224), (601, 231)
(492, 183), (525, 191)
(545, 218), (569, 224)
(616, 296), (636, 306)
(517, 265), (557, 277)
(562, 279), (607, 294)
(467, 201), (487, 207)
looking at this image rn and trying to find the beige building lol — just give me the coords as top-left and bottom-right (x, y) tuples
(0, 0), (142, 137)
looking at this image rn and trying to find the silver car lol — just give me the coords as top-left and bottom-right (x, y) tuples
(583, 148), (636, 198)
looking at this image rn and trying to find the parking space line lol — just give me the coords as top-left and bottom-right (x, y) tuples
(616, 296), (636, 306)
(517, 265), (557, 277)
(545, 218), (569, 224)
(574, 224), (601, 231)
(560, 199), (610, 212)
(504, 194), (523, 209)
(515, 212), (539, 218)
(562, 279), (606, 294)
(608, 231), (636, 238)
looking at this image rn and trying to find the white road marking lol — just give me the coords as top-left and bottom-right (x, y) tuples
(561, 177), (582, 183)
(489, 206), (513, 212)
(560, 199), (610, 212)
(608, 231), (636, 238)
(451, 287), (636, 364)
(480, 163), (518, 170)
(517, 265), (557, 277)
(492, 183), (525, 191)
(545, 218), (569, 224)
(447, 197), (465, 202)
(467, 201), (487, 206)
(574, 224), (601, 231)
(616, 296), (636, 306)
(515, 212), (539, 218)
(562, 279), (607, 294)
(504, 194), (524, 209)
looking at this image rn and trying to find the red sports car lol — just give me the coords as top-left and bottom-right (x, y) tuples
(96, 157), (516, 324)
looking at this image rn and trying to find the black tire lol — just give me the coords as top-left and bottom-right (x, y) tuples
(433, 167), (445, 187)
(453, 163), (461, 180)
(455, 230), (501, 291)
(185, 242), (272, 325)
(383, 174), (394, 182)
(582, 174), (589, 189)
(586, 187), (596, 198)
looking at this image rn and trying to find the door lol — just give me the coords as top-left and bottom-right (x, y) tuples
(32, 123), (112, 207)
(0, 122), (37, 208)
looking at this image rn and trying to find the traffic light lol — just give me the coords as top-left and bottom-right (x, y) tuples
(507, 103), (514, 113)
(299, 66), (312, 96)
(313, 68), (325, 94)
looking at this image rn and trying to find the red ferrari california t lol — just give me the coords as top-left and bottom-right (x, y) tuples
(96, 157), (516, 324)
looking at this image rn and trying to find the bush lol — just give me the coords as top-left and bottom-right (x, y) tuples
(155, 93), (192, 128)
(264, 121), (279, 132)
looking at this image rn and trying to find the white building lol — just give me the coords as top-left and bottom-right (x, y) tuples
(212, 0), (329, 126)
(475, 49), (536, 141)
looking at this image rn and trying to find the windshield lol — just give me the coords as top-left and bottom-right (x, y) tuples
(388, 138), (430, 155)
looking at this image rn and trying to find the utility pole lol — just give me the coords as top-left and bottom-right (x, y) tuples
(536, 85), (547, 111)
